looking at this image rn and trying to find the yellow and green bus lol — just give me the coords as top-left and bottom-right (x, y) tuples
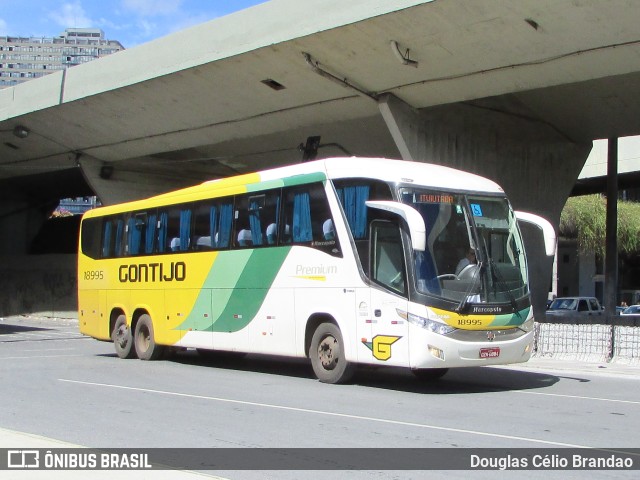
(78, 157), (555, 383)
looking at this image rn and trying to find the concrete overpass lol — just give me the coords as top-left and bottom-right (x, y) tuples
(2, 0), (640, 317)
(573, 137), (640, 196)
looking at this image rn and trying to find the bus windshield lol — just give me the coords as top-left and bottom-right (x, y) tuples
(400, 189), (528, 305)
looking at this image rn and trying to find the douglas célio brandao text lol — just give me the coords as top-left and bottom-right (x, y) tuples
(470, 452), (634, 470)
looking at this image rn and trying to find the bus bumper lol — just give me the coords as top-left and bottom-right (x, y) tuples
(408, 325), (534, 369)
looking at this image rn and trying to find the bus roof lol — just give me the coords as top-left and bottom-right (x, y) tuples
(84, 157), (504, 217)
(321, 158), (502, 192)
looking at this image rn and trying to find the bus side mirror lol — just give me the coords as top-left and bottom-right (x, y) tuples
(365, 200), (426, 251)
(515, 211), (556, 257)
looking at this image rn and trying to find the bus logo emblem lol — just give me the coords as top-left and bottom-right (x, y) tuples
(363, 335), (401, 361)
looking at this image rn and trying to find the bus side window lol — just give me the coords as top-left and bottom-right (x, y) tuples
(233, 195), (253, 248)
(125, 212), (147, 256)
(164, 208), (180, 252)
(163, 206), (192, 252)
(144, 211), (157, 254)
(157, 212), (168, 253)
(282, 188), (310, 244)
(80, 217), (102, 259)
(234, 190), (280, 248)
(179, 208), (192, 251)
(371, 220), (406, 295)
(101, 218), (114, 258)
(333, 179), (393, 270)
(193, 202), (213, 250)
(114, 217), (125, 257)
(282, 183), (340, 256)
(212, 201), (233, 249)
(260, 191), (281, 245)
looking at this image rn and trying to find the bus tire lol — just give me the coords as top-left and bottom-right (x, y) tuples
(112, 314), (136, 359)
(412, 368), (449, 381)
(309, 323), (354, 384)
(134, 314), (164, 361)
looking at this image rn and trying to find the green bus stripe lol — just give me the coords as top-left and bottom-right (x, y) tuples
(488, 307), (531, 327)
(282, 172), (326, 187)
(246, 179), (283, 192)
(178, 248), (291, 333)
(243, 172), (327, 194)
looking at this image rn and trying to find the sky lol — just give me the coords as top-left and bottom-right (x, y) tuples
(0, 0), (268, 48)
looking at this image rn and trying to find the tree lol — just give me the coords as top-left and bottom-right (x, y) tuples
(559, 194), (640, 257)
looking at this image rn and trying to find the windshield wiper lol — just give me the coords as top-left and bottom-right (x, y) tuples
(488, 259), (521, 319)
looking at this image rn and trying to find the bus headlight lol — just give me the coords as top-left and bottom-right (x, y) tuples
(519, 317), (535, 333)
(397, 309), (456, 336)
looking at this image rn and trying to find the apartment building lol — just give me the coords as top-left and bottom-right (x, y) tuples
(0, 28), (124, 88)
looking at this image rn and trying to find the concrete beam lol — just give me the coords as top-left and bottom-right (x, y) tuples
(78, 154), (193, 205)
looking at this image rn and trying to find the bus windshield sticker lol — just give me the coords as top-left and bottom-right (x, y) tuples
(470, 203), (483, 217)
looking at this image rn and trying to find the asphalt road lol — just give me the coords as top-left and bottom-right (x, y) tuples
(1, 316), (639, 480)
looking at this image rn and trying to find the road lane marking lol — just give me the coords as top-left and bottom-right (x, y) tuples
(0, 337), (86, 344)
(1, 354), (86, 360)
(18, 348), (76, 352)
(13, 332), (82, 337)
(514, 390), (640, 405)
(59, 378), (594, 449)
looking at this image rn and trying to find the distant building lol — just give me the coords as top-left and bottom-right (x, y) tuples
(56, 197), (100, 216)
(0, 28), (124, 89)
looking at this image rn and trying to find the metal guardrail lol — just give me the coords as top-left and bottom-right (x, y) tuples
(534, 314), (640, 363)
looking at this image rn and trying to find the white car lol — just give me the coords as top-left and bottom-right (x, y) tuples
(546, 297), (603, 317)
(621, 305), (640, 315)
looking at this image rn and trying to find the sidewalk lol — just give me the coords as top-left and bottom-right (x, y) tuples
(504, 355), (640, 379)
(0, 428), (224, 480)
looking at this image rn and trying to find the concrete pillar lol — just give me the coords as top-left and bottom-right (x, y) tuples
(378, 93), (422, 161)
(378, 93), (592, 318)
(0, 198), (50, 254)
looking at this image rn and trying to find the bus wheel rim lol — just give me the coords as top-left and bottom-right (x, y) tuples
(138, 326), (150, 352)
(115, 325), (128, 348)
(318, 335), (338, 370)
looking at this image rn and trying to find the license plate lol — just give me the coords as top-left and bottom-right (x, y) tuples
(480, 347), (500, 359)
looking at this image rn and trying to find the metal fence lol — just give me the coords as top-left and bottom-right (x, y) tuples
(533, 322), (640, 364)
(614, 326), (640, 364)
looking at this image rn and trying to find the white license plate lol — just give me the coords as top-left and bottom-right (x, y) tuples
(479, 347), (500, 358)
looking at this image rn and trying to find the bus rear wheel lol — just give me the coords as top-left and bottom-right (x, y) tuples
(134, 314), (164, 361)
(112, 314), (136, 359)
(309, 323), (354, 384)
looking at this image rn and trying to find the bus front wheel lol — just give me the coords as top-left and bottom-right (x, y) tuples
(134, 314), (164, 361)
(112, 314), (136, 359)
(309, 323), (354, 384)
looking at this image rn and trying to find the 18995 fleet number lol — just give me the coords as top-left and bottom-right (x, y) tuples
(457, 318), (482, 326)
(83, 270), (104, 281)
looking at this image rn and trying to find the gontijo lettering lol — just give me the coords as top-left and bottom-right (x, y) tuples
(118, 262), (186, 283)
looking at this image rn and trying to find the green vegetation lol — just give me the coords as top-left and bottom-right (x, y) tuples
(560, 195), (640, 256)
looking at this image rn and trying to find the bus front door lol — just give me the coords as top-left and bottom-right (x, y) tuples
(364, 221), (409, 366)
